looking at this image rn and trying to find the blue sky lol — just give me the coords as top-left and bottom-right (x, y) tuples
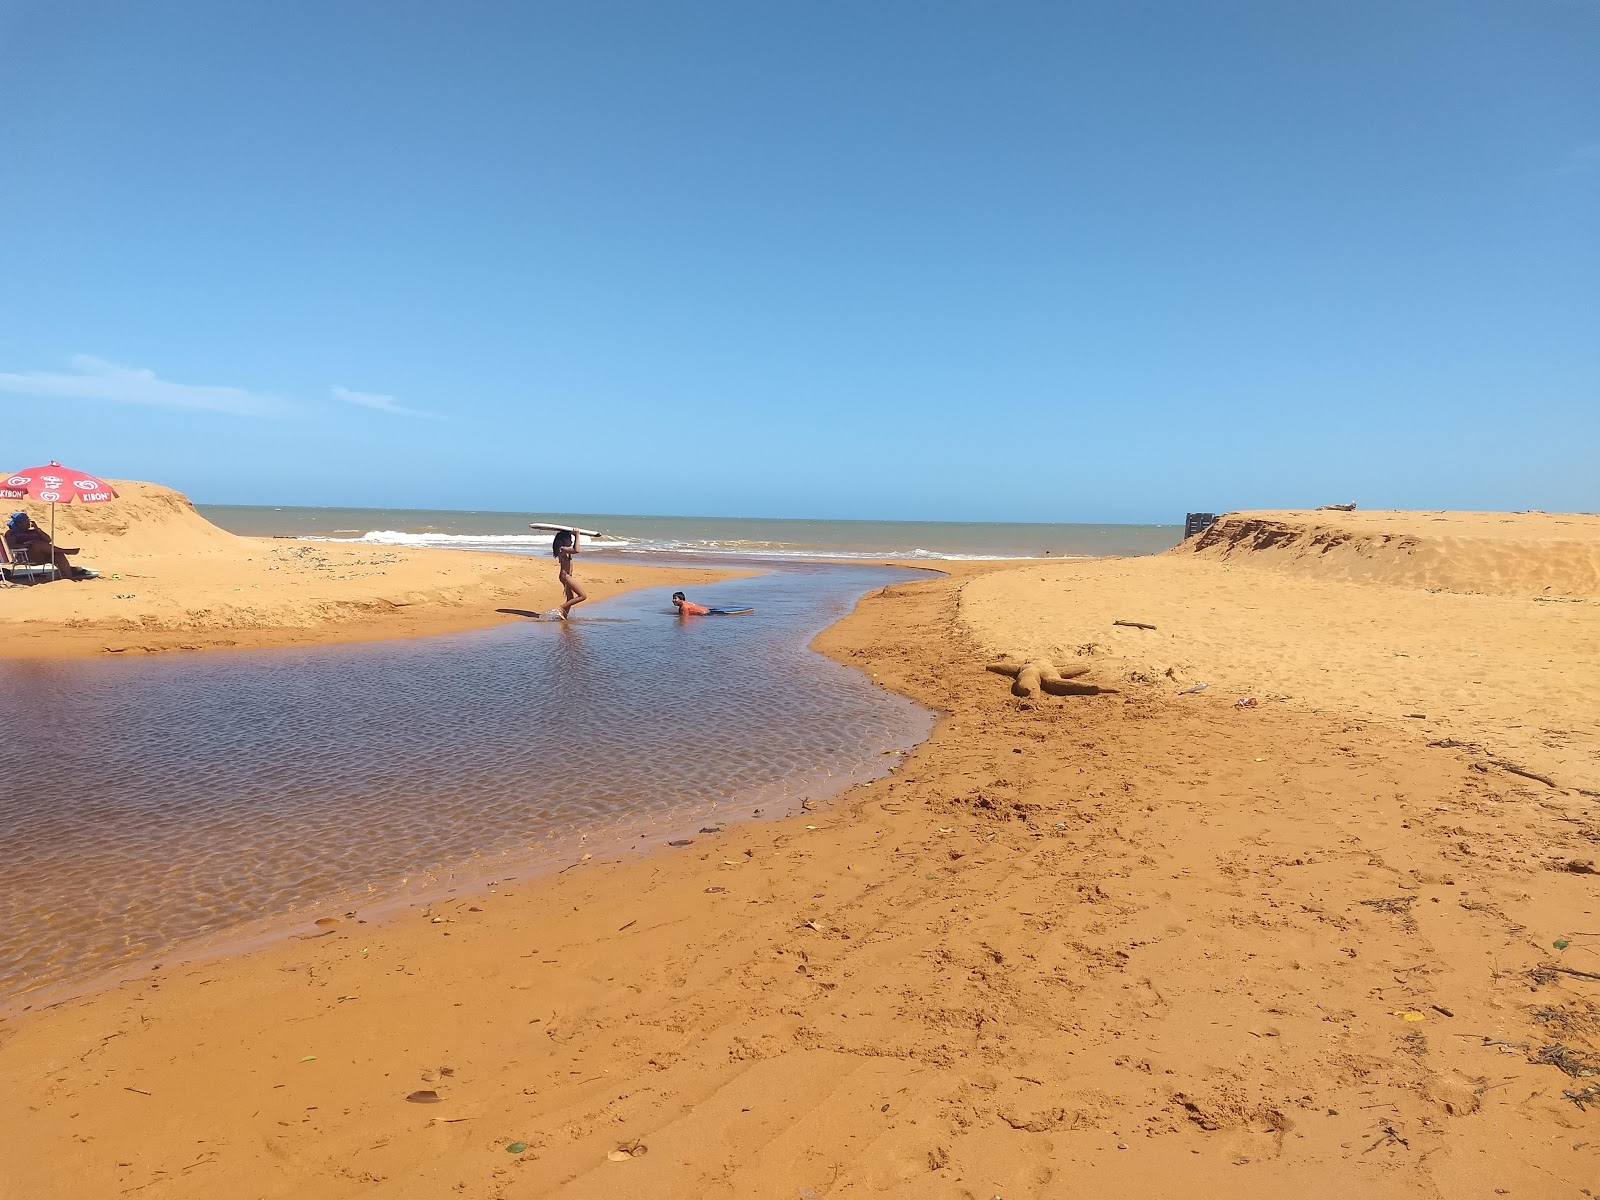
(1, 1), (1595, 523)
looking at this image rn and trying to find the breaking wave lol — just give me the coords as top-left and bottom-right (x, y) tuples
(309, 530), (1038, 562)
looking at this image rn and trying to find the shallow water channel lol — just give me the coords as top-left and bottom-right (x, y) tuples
(0, 563), (935, 1006)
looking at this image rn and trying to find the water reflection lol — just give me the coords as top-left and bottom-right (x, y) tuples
(0, 564), (933, 1004)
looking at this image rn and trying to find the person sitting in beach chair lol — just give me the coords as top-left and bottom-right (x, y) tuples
(4, 512), (94, 580)
(671, 591), (710, 616)
(0, 533), (56, 585)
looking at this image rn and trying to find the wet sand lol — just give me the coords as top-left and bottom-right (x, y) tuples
(4, 510), (1600, 1198)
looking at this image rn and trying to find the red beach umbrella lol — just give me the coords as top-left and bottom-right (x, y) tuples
(2, 460), (118, 550)
(3, 461), (117, 505)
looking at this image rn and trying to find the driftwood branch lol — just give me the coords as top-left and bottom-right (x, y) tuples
(1113, 620), (1156, 631)
(1494, 761), (1559, 788)
(1472, 760), (1561, 788)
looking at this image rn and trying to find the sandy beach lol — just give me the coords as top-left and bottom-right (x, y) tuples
(4, 508), (1600, 1198)
(963, 509), (1600, 796)
(0, 483), (740, 658)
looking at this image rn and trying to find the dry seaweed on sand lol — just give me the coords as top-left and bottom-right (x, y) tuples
(1532, 1043), (1600, 1078)
(1565, 1084), (1600, 1109)
(1528, 964), (1600, 988)
(1359, 896), (1416, 913)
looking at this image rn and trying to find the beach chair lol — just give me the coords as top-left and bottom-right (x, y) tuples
(0, 539), (58, 584)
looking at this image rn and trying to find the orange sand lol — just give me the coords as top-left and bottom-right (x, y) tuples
(963, 509), (1600, 795)
(2, 509), (1599, 1198)
(0, 482), (738, 658)
(1187, 509), (1600, 598)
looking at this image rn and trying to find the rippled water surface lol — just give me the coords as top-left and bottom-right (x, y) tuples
(0, 564), (933, 1005)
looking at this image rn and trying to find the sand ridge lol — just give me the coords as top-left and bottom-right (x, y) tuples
(0, 481), (741, 657)
(1186, 508), (1600, 599)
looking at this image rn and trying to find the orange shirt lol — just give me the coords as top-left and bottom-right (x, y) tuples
(676, 600), (710, 615)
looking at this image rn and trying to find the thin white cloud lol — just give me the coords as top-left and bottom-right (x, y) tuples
(1562, 141), (1600, 174)
(0, 355), (287, 417)
(332, 385), (428, 417)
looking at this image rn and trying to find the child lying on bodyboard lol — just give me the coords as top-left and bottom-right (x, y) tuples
(672, 592), (753, 616)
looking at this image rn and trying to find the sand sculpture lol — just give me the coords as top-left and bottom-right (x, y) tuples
(985, 655), (1116, 697)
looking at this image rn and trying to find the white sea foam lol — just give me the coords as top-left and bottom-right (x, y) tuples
(649, 544), (1036, 562)
(337, 530), (635, 551)
(308, 530), (1041, 561)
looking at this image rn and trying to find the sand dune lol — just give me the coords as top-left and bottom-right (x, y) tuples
(1, 481), (737, 657)
(6, 479), (240, 546)
(1187, 509), (1600, 599)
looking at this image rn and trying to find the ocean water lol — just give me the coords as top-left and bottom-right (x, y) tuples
(201, 504), (1182, 560)
(0, 565), (933, 1008)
